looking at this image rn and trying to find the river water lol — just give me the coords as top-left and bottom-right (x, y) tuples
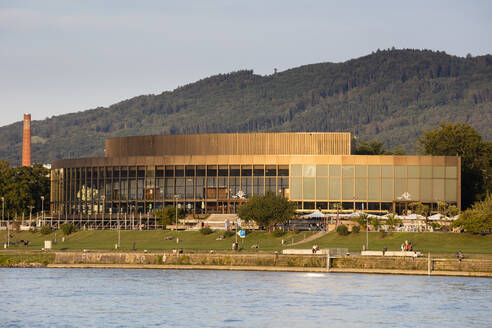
(2, 268), (491, 327)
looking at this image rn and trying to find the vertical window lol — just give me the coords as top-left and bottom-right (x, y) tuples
(303, 165), (315, 177)
(368, 165), (380, 178)
(316, 165), (328, 177)
(291, 177), (302, 200)
(368, 179), (380, 201)
(355, 165), (367, 177)
(165, 178), (174, 199)
(381, 166), (393, 178)
(316, 177), (328, 200)
(329, 165), (340, 177)
(186, 177), (194, 199)
(303, 177), (315, 199)
(329, 177), (340, 200)
(176, 178), (185, 198)
(291, 165), (302, 177)
(195, 177), (204, 199)
(342, 177), (354, 200)
(342, 165), (354, 177)
(355, 178), (367, 200)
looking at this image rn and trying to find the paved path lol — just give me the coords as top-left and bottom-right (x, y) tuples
(290, 231), (327, 246)
(46, 263), (492, 277)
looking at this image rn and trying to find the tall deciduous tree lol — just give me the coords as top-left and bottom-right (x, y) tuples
(238, 192), (296, 232)
(0, 161), (49, 218)
(419, 123), (492, 209)
(452, 194), (492, 233)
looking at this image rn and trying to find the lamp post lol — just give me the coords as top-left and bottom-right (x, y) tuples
(41, 196), (45, 227)
(366, 214), (369, 251)
(101, 195), (105, 230)
(109, 207), (112, 230)
(1, 196), (4, 227)
(174, 195), (179, 231)
(28, 205), (34, 227)
(2, 196), (7, 247)
(117, 210), (120, 249)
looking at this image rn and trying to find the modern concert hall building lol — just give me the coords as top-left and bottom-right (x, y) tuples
(50, 132), (460, 227)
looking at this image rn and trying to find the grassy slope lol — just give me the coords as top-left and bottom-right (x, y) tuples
(1, 230), (491, 257)
(297, 232), (492, 256)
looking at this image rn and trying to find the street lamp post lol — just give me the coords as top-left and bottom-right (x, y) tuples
(1, 196), (4, 227)
(28, 205), (34, 227)
(41, 196), (45, 227)
(174, 195), (179, 231)
(101, 195), (105, 230)
(117, 211), (120, 249)
(2, 196), (7, 247)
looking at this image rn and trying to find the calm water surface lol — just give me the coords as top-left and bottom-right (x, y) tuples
(2, 268), (491, 327)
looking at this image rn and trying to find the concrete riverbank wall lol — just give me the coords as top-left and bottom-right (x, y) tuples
(53, 251), (492, 273)
(2, 251), (492, 277)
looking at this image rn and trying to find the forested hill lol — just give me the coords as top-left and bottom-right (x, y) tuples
(1, 49), (492, 165)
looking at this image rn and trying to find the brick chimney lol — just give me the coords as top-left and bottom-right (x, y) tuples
(22, 113), (31, 167)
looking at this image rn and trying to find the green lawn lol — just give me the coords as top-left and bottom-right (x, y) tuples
(293, 231), (492, 257)
(0, 230), (314, 252)
(1, 230), (491, 257)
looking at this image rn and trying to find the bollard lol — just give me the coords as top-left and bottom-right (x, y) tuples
(428, 252), (431, 276)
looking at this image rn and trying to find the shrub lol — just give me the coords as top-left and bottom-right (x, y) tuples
(440, 225), (451, 232)
(199, 227), (213, 235)
(430, 222), (441, 230)
(40, 225), (52, 235)
(352, 225), (360, 233)
(61, 223), (77, 235)
(223, 230), (236, 238)
(155, 207), (185, 229)
(336, 224), (349, 236)
(272, 229), (286, 237)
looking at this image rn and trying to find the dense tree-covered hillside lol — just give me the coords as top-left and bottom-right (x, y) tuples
(1, 49), (491, 165)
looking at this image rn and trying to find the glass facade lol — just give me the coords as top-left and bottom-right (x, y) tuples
(289, 164), (459, 211)
(51, 164), (291, 216)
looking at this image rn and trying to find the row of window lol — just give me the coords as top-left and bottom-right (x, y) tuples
(52, 175), (290, 203)
(290, 177), (457, 202)
(57, 165), (290, 179)
(291, 164), (458, 179)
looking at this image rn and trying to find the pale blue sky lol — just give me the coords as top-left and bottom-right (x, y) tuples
(1, 0), (491, 127)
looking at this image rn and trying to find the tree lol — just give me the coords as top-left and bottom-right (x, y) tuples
(354, 140), (385, 155)
(369, 217), (381, 231)
(0, 161), (49, 218)
(384, 213), (402, 231)
(155, 207), (184, 229)
(355, 213), (369, 229)
(409, 202), (429, 216)
(353, 140), (406, 155)
(419, 123), (492, 209)
(451, 194), (492, 233)
(238, 192), (296, 232)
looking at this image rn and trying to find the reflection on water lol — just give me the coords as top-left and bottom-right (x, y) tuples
(2, 268), (491, 328)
